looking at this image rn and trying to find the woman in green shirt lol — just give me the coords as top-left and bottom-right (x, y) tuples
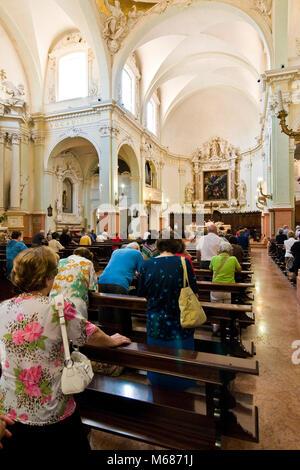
(209, 240), (241, 304)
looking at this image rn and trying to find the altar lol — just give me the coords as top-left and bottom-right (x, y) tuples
(184, 136), (247, 212)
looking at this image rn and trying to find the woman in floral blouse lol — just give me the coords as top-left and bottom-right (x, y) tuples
(50, 247), (98, 318)
(0, 246), (130, 451)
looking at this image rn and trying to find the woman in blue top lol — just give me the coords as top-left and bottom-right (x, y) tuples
(137, 237), (198, 391)
(6, 231), (27, 278)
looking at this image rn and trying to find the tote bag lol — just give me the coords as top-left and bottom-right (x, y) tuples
(179, 257), (207, 328)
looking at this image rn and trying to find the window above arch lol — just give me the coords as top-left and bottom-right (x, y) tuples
(121, 67), (134, 114)
(120, 54), (141, 117)
(45, 32), (99, 104)
(58, 52), (88, 101)
(146, 99), (157, 135)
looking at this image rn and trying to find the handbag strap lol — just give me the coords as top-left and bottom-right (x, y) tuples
(213, 255), (229, 281)
(180, 256), (189, 288)
(54, 294), (72, 367)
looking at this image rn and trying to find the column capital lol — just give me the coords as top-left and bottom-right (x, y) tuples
(31, 132), (45, 145)
(11, 134), (21, 145)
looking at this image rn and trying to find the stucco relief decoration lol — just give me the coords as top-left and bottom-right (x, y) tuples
(141, 135), (159, 166)
(99, 124), (120, 137)
(252, 0), (272, 19)
(0, 69), (26, 116)
(98, 0), (193, 55)
(61, 127), (84, 139)
(191, 137), (242, 210)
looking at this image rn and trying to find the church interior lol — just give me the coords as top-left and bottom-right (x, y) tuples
(0, 0), (300, 452)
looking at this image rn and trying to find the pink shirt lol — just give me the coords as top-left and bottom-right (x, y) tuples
(0, 294), (96, 425)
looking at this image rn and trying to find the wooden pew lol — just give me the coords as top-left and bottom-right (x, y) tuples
(88, 292), (255, 358)
(194, 268), (253, 282)
(196, 280), (254, 303)
(78, 342), (259, 449)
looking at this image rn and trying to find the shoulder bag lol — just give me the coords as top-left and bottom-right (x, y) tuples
(54, 294), (94, 395)
(179, 256), (207, 328)
(212, 255), (230, 281)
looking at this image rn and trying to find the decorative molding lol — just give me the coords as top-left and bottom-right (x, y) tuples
(99, 124), (120, 137)
(252, 0), (272, 20)
(192, 137), (240, 164)
(61, 127), (84, 139)
(50, 32), (88, 57)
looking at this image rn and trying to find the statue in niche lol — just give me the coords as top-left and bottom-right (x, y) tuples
(62, 190), (67, 210)
(235, 180), (247, 207)
(184, 183), (194, 204)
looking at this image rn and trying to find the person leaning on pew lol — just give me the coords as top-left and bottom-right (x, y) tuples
(0, 246), (130, 452)
(49, 247), (97, 319)
(209, 241), (241, 335)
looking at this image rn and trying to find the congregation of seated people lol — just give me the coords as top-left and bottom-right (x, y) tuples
(0, 225), (253, 451)
(268, 225), (300, 281)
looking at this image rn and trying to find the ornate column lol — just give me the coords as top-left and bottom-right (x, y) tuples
(268, 0), (293, 232)
(10, 134), (21, 210)
(0, 132), (5, 211)
(32, 133), (46, 233)
(178, 166), (186, 206)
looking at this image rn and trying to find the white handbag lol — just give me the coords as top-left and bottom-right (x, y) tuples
(55, 294), (94, 395)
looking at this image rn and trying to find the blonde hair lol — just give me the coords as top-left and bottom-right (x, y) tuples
(11, 246), (59, 292)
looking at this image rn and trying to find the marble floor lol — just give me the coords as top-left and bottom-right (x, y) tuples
(90, 249), (300, 450)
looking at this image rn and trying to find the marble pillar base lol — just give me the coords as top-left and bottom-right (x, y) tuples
(6, 210), (25, 234)
(269, 207), (293, 235)
(261, 212), (271, 238)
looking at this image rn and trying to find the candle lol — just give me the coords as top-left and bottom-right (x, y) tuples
(277, 87), (283, 111)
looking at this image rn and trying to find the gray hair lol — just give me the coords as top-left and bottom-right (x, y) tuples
(126, 242), (140, 251)
(219, 241), (233, 254)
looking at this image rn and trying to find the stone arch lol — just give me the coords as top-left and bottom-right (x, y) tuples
(112, 0), (273, 103)
(117, 143), (140, 206)
(45, 135), (100, 232)
(45, 132), (101, 170)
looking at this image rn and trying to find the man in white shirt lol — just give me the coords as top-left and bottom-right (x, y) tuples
(196, 224), (222, 268)
(48, 232), (65, 254)
(102, 230), (109, 240)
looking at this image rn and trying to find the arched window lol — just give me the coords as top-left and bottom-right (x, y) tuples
(62, 178), (73, 213)
(58, 52), (88, 101)
(146, 99), (157, 135)
(121, 67), (135, 114)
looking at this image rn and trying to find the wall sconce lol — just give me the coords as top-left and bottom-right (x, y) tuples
(161, 198), (169, 214)
(47, 205), (53, 217)
(256, 180), (272, 211)
(276, 87), (300, 138)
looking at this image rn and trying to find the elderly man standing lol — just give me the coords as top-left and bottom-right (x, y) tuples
(98, 242), (144, 334)
(196, 224), (222, 269)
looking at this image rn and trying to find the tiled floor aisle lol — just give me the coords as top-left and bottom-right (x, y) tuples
(90, 248), (300, 450)
(223, 248), (300, 449)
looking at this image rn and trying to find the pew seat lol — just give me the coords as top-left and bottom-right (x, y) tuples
(79, 342), (259, 449)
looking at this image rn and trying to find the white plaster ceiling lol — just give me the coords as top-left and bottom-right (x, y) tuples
(133, 1), (270, 154)
(0, 0), (108, 110)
